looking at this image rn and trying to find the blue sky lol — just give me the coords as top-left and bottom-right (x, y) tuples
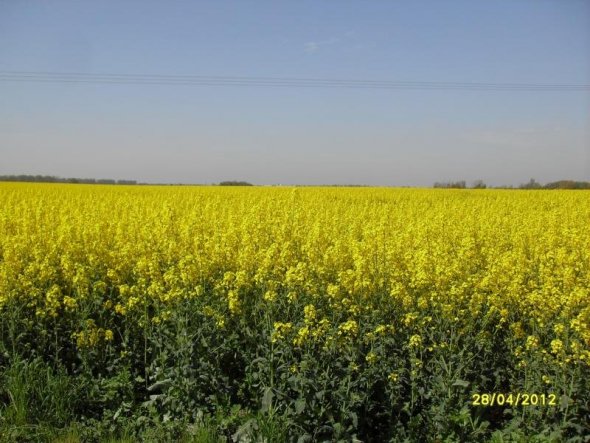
(1, 0), (589, 186)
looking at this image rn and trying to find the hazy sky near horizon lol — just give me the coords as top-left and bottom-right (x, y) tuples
(1, 0), (589, 186)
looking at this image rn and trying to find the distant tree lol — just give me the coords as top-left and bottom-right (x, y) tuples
(433, 180), (466, 189)
(472, 180), (487, 189)
(219, 181), (253, 186)
(544, 180), (590, 190)
(519, 178), (542, 189)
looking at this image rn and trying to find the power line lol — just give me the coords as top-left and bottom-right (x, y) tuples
(0, 70), (588, 91)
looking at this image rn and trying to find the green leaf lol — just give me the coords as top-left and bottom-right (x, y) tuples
(297, 434), (312, 443)
(147, 378), (172, 393)
(559, 394), (572, 409)
(452, 379), (469, 388)
(261, 387), (274, 413)
(349, 411), (358, 428)
(295, 398), (306, 414)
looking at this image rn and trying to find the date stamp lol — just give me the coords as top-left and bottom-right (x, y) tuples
(471, 393), (557, 407)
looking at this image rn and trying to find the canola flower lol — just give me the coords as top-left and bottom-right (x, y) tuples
(0, 183), (589, 380)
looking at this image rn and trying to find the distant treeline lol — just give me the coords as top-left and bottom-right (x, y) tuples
(218, 181), (253, 186)
(1, 175), (588, 189)
(542, 180), (590, 189)
(0, 175), (137, 185)
(0, 175), (257, 186)
(434, 178), (590, 190)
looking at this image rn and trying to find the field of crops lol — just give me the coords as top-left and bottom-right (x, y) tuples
(0, 183), (589, 442)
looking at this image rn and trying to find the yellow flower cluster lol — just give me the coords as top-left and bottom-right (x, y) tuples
(272, 321), (293, 343)
(72, 319), (114, 348)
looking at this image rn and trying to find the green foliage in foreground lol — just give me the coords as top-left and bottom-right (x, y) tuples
(1, 293), (589, 443)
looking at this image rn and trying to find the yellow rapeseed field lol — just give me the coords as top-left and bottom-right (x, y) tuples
(0, 182), (589, 440)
